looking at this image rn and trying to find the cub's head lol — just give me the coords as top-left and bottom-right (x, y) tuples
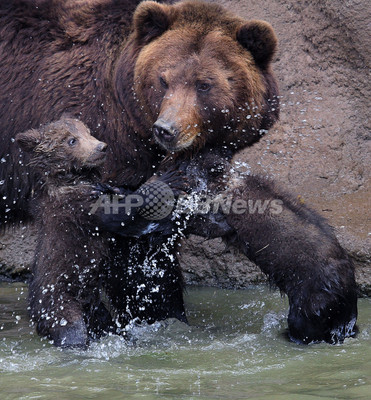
(115, 0), (279, 155)
(16, 116), (107, 179)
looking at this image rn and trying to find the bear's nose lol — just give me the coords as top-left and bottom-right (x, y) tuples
(153, 120), (178, 143)
(97, 142), (108, 152)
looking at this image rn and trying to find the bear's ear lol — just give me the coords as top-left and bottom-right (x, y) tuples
(237, 20), (277, 69)
(133, 1), (171, 44)
(16, 129), (41, 153)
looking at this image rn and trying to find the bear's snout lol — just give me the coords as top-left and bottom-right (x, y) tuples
(153, 119), (179, 145)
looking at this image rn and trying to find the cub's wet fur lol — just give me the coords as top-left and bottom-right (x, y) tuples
(183, 151), (358, 344)
(16, 117), (187, 347)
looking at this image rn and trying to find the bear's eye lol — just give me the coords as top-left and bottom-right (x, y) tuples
(67, 137), (77, 146)
(197, 82), (211, 93)
(159, 76), (168, 89)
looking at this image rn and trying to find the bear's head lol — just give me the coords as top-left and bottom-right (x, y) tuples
(115, 0), (279, 156)
(16, 117), (107, 180)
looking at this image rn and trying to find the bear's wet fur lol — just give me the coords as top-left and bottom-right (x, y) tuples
(0, 0), (279, 224)
(99, 147), (358, 344)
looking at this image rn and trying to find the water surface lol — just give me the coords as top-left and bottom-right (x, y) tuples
(1, 283), (370, 399)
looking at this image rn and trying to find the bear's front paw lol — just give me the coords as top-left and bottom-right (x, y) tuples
(287, 302), (358, 345)
(153, 168), (190, 196)
(50, 319), (88, 348)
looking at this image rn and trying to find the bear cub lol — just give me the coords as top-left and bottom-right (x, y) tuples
(16, 116), (112, 347)
(100, 149), (358, 344)
(16, 116), (185, 347)
(182, 151), (358, 344)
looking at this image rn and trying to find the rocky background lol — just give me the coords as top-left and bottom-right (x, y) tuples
(1, 0), (370, 293)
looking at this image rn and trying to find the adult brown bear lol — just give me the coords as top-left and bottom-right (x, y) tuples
(1, 0), (356, 345)
(0, 0), (278, 224)
(0, 0), (281, 344)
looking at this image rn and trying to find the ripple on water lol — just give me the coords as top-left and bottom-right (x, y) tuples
(1, 283), (371, 400)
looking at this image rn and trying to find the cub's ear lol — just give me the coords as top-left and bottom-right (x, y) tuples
(15, 129), (41, 153)
(237, 20), (277, 69)
(133, 1), (171, 43)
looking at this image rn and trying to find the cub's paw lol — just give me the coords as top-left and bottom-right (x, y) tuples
(91, 182), (122, 199)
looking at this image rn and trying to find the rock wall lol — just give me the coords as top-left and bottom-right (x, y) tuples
(1, 0), (370, 292)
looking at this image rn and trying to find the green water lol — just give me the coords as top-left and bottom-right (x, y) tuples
(0, 283), (370, 400)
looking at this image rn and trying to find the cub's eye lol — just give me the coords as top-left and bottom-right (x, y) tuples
(67, 137), (77, 146)
(159, 76), (168, 89)
(197, 82), (211, 93)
